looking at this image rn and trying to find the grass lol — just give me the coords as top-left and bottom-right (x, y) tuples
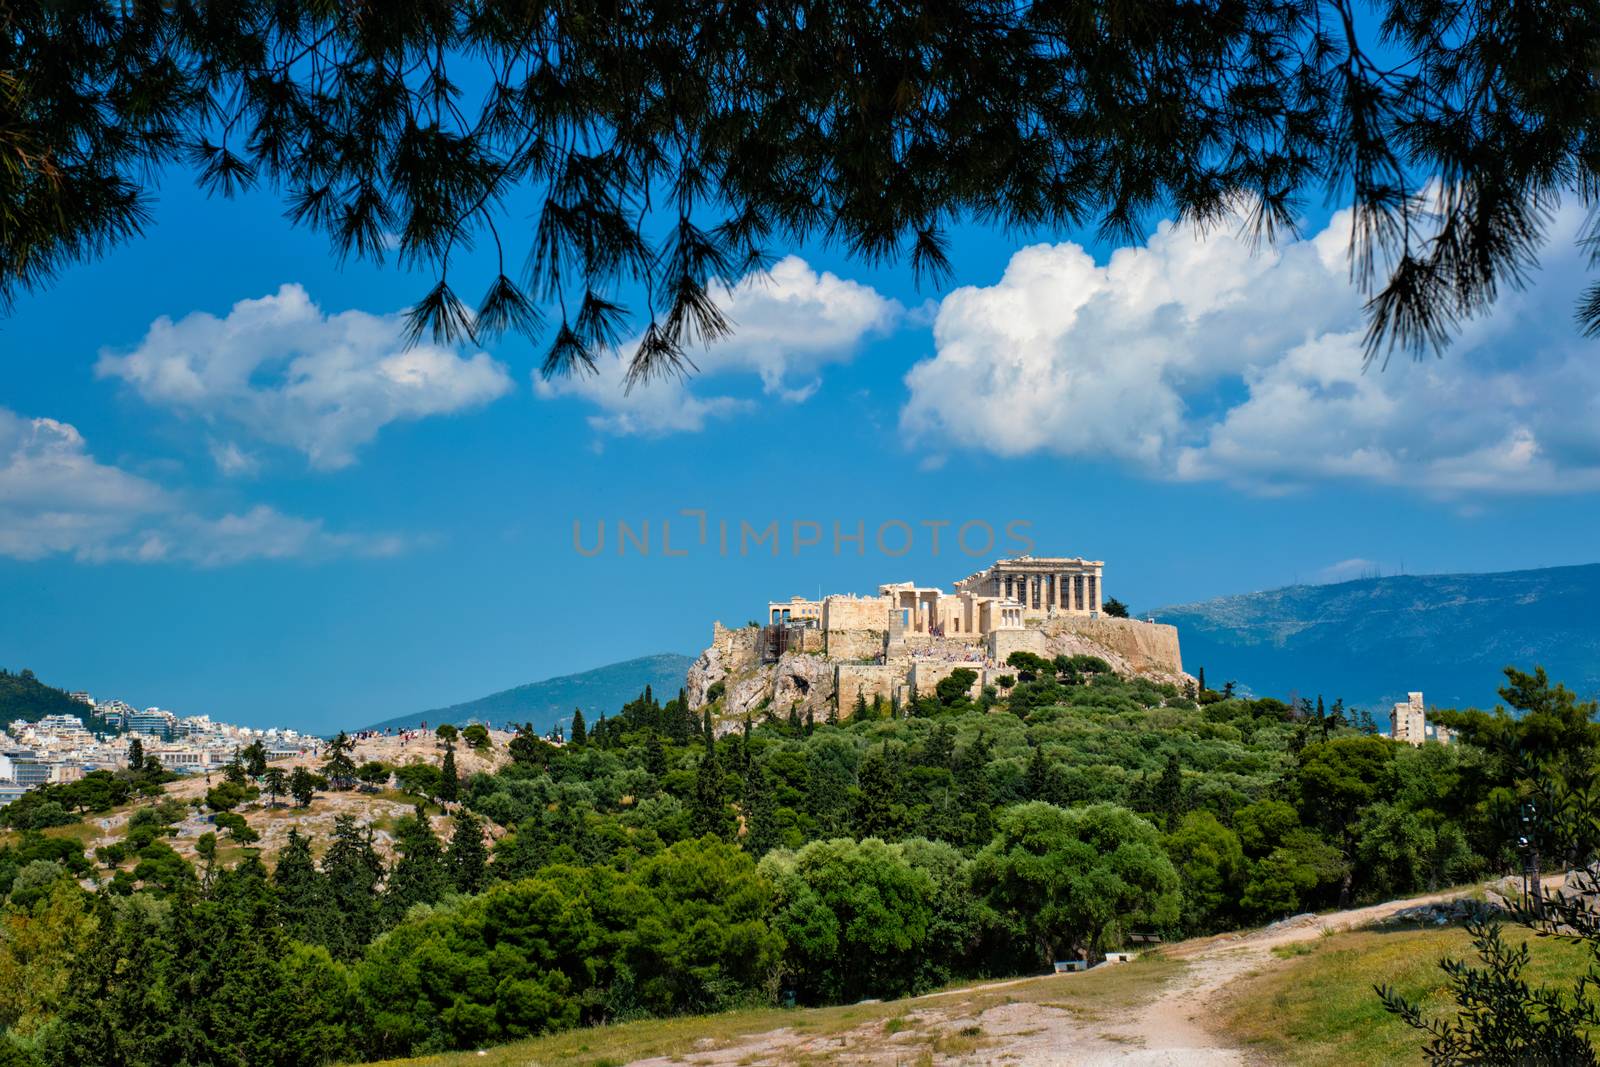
(1216, 923), (1594, 1065)
(363, 954), (1183, 1067)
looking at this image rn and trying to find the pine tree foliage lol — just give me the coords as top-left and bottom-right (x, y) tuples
(9, 0), (1598, 369)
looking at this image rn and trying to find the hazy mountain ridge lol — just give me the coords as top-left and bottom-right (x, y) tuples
(361, 652), (695, 734)
(1152, 563), (1600, 712)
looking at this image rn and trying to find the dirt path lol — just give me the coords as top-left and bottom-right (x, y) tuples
(629, 884), (1524, 1066)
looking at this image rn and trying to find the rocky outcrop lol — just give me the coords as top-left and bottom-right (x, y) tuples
(685, 622), (761, 708)
(990, 616), (1189, 689)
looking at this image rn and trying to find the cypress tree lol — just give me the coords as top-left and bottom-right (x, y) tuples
(853, 687), (868, 722)
(1024, 743), (1050, 800)
(805, 707), (815, 735)
(320, 814), (384, 958)
(440, 743), (459, 803)
(383, 806), (449, 924)
(1153, 752), (1184, 829)
(645, 730), (667, 778)
(853, 743), (902, 839)
(273, 828), (329, 946)
(570, 708), (587, 745)
(923, 721), (955, 768)
(743, 764), (779, 858)
(692, 746), (727, 839)
(448, 810), (489, 894)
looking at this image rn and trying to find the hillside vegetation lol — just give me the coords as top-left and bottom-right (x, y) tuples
(0, 662), (1586, 1065)
(0, 669), (90, 732)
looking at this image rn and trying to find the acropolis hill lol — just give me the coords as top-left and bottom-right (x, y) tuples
(686, 556), (1188, 720)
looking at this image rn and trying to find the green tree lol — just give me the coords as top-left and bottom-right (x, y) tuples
(384, 807), (450, 924)
(321, 732), (357, 788)
(321, 815), (384, 958)
(125, 737), (143, 771)
(742, 764), (780, 859)
(762, 838), (934, 1004)
(241, 739), (269, 777)
(1296, 736), (1396, 905)
(853, 744), (905, 840)
(357, 761), (389, 790)
(934, 668), (978, 708)
(569, 709), (587, 746)
(644, 730), (668, 780)
(1024, 744), (1050, 801)
(1151, 752), (1185, 830)
(1164, 811), (1245, 932)
(462, 722), (491, 751)
(262, 766), (288, 807)
(205, 780), (249, 813)
(692, 748), (731, 840)
(439, 744), (459, 804)
(273, 828), (331, 946)
(289, 766), (319, 808)
(1102, 597), (1130, 618)
(973, 802), (1180, 966)
(447, 810), (489, 895)
(435, 723), (459, 744)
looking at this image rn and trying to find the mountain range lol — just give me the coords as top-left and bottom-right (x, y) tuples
(359, 652), (695, 734)
(1152, 562), (1600, 713)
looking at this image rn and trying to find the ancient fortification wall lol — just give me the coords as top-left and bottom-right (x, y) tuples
(835, 664), (900, 709)
(989, 617), (1186, 687)
(687, 564), (1188, 721)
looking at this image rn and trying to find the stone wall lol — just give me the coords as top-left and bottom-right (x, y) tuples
(826, 628), (888, 662)
(835, 664), (901, 711)
(909, 661), (984, 701)
(989, 616), (1187, 687)
(822, 594), (890, 662)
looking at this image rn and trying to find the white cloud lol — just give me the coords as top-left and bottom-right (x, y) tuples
(208, 439), (260, 478)
(901, 204), (1600, 495)
(97, 284), (514, 469)
(0, 408), (404, 565)
(536, 256), (900, 435)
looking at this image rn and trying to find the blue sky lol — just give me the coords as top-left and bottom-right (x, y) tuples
(5, 176), (1600, 733)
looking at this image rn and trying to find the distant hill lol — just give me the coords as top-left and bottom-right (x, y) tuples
(0, 668), (92, 731)
(1152, 563), (1600, 713)
(361, 653), (696, 734)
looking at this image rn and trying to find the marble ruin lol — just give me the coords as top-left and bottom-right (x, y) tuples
(691, 555), (1187, 720)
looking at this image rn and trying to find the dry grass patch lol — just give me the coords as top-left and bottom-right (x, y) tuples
(1216, 924), (1593, 1066)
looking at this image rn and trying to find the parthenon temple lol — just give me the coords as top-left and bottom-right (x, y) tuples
(766, 555), (1104, 640)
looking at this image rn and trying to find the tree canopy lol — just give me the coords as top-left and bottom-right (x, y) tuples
(7, 0), (1598, 380)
